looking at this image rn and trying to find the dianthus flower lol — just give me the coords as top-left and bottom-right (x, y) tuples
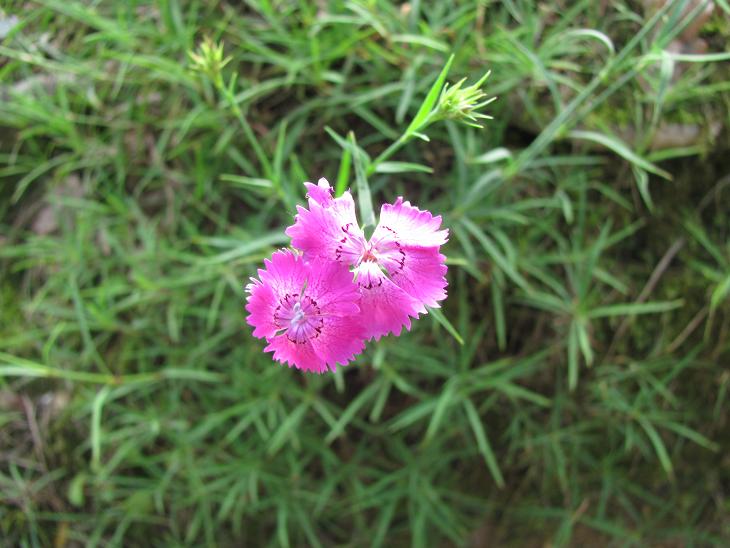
(245, 249), (365, 372)
(286, 178), (448, 340)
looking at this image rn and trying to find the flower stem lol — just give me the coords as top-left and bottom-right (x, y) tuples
(367, 135), (409, 175)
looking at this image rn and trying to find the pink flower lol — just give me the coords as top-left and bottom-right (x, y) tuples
(245, 249), (365, 373)
(286, 178), (448, 340)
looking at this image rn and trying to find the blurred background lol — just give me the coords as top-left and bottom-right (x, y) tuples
(1, 1), (729, 546)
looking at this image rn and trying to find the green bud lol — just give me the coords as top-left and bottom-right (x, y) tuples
(434, 70), (496, 128)
(188, 37), (232, 88)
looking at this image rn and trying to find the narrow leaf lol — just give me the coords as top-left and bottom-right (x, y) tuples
(423, 379), (459, 443)
(91, 386), (110, 472)
(374, 161), (433, 174)
(335, 143), (352, 197)
(588, 300), (683, 318)
(349, 131), (376, 228)
(405, 53), (454, 135)
(461, 218), (530, 291)
(463, 399), (505, 487)
(220, 174), (273, 189)
(568, 130), (672, 180)
(470, 147), (512, 165)
(568, 320), (579, 391)
(638, 418), (673, 476)
(428, 306), (464, 345)
(267, 403), (309, 455)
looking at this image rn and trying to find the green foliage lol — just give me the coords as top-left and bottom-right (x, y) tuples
(1, 0), (728, 545)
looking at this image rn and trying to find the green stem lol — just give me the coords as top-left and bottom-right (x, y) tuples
(367, 111), (439, 175)
(367, 135), (410, 175)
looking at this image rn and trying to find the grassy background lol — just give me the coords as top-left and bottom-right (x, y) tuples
(1, 0), (729, 545)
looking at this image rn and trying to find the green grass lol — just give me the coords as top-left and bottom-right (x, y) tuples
(1, 0), (729, 545)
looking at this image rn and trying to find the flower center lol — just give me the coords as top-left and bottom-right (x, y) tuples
(353, 226), (406, 287)
(361, 246), (378, 262)
(273, 294), (324, 344)
(289, 301), (306, 327)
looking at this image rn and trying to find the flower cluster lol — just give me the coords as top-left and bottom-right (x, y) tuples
(245, 178), (448, 373)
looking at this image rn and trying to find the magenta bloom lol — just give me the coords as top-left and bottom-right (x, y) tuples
(245, 249), (365, 373)
(286, 178), (448, 340)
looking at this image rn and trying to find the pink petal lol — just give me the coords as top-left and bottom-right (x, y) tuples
(303, 177), (333, 206)
(372, 197), (448, 248)
(379, 245), (448, 309)
(245, 250), (305, 339)
(264, 335), (324, 373)
(263, 314), (365, 373)
(256, 249), (307, 297)
(312, 314), (366, 369)
(369, 198), (448, 309)
(286, 179), (366, 265)
(305, 257), (360, 316)
(246, 248), (366, 372)
(355, 261), (422, 340)
(245, 278), (279, 339)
